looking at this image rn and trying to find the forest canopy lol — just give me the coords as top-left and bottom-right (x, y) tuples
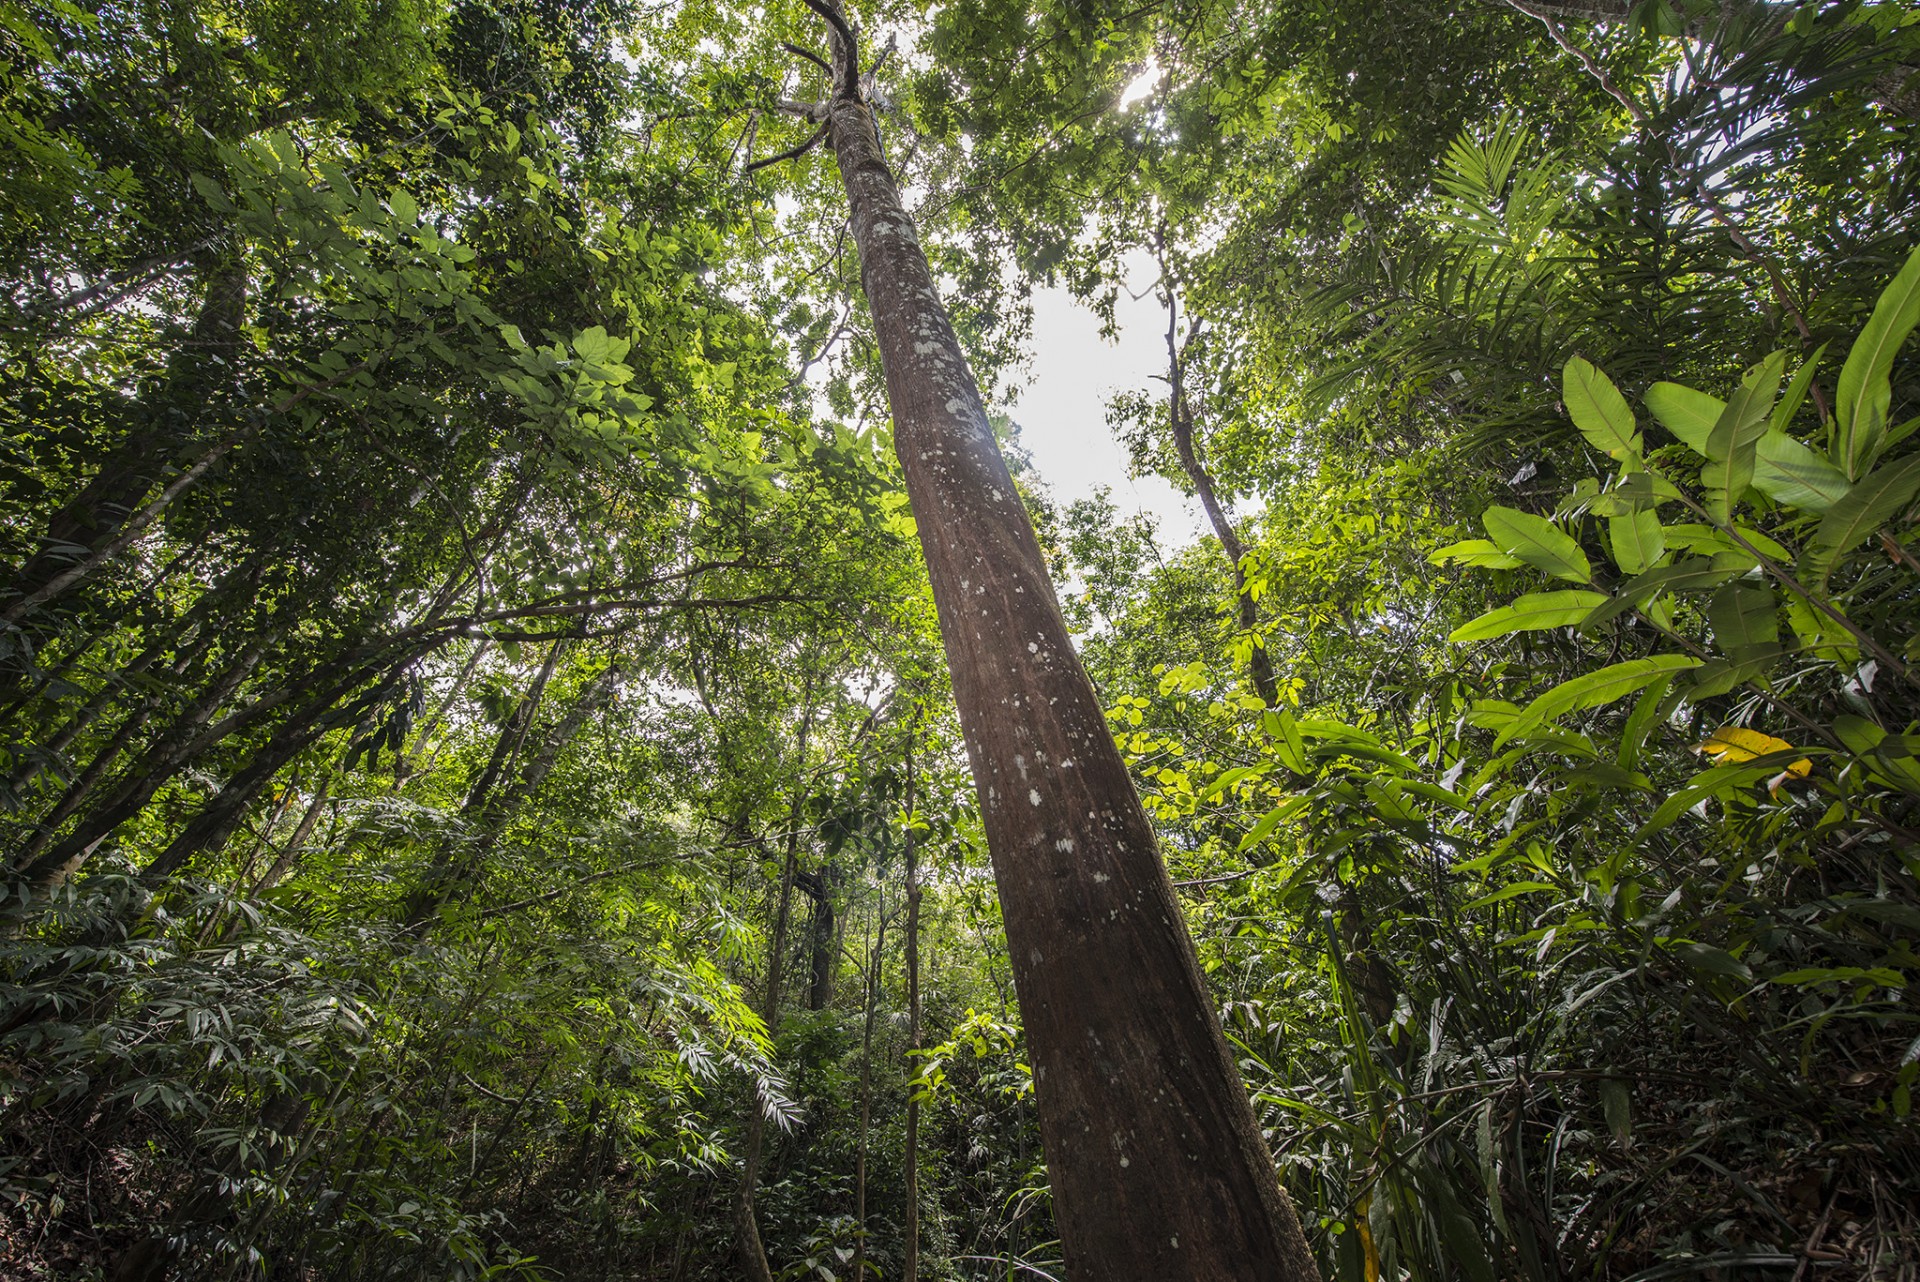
(2, 0), (1918, 1279)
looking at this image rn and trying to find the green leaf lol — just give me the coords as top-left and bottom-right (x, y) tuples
(1593, 557), (1737, 624)
(1769, 343), (1829, 436)
(1261, 708), (1309, 773)
(1752, 431), (1851, 512)
(1771, 966), (1907, 988)
(389, 188), (419, 226)
(1449, 590), (1610, 642)
(1706, 579), (1778, 659)
(1430, 538), (1523, 570)
(1832, 714), (1886, 757)
(1702, 353), (1787, 522)
(1462, 880), (1560, 910)
(1836, 245), (1920, 479)
(1687, 650), (1783, 699)
(1600, 1077), (1632, 1147)
(1675, 942), (1752, 983)
(572, 325), (614, 363)
(1804, 451), (1912, 571)
(1482, 506), (1590, 583)
(1238, 796), (1309, 851)
(1639, 761), (1777, 835)
(1564, 357), (1642, 458)
(1496, 655), (1702, 747)
(1644, 381), (1723, 454)
(1616, 675), (1676, 771)
(1607, 508), (1665, 574)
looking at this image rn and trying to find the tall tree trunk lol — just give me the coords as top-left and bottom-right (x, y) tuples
(733, 697), (815, 1282)
(902, 741), (922, 1282)
(851, 900), (886, 1282)
(802, 864), (837, 1011)
(1161, 272), (1278, 707)
(811, 12), (1320, 1278)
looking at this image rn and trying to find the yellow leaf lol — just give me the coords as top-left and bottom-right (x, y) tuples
(1355, 1194), (1380, 1282)
(1695, 726), (1811, 779)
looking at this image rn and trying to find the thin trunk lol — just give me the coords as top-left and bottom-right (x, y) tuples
(13, 637), (268, 885)
(804, 864), (836, 1010)
(733, 696), (816, 1282)
(395, 640), (492, 785)
(1162, 274), (1278, 706)
(903, 742), (922, 1282)
(139, 683), (373, 881)
(400, 640), (568, 928)
(851, 901), (886, 1282)
(2, 261), (247, 632)
(814, 12), (1319, 1277)
(249, 779), (333, 894)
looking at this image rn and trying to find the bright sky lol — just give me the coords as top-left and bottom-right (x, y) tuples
(1006, 264), (1204, 547)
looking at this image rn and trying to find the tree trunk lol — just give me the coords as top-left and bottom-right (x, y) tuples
(903, 742), (922, 1282)
(1162, 274), (1277, 707)
(851, 901), (886, 1282)
(733, 697), (815, 1282)
(400, 640), (571, 927)
(803, 864), (837, 1010)
(1, 260), (247, 637)
(814, 12), (1320, 1278)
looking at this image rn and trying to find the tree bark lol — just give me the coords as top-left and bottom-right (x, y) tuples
(733, 697), (815, 1282)
(902, 741), (922, 1282)
(813, 12), (1320, 1279)
(1161, 274), (1278, 707)
(802, 864), (837, 1010)
(851, 900), (886, 1282)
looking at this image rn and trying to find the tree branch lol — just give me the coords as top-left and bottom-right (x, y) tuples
(746, 120), (831, 174)
(782, 40), (831, 74)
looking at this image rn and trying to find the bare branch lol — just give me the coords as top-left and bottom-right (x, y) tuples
(782, 40), (831, 74)
(746, 120), (831, 174)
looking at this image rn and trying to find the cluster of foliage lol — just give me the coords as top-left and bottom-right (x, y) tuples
(1, 0), (1915, 1280)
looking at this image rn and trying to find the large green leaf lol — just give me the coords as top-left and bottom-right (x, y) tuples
(1482, 506), (1590, 583)
(1836, 245), (1920, 479)
(1706, 579), (1779, 660)
(1449, 590), (1610, 642)
(1769, 343), (1828, 436)
(1801, 452), (1920, 583)
(1644, 381), (1723, 454)
(1564, 357), (1642, 459)
(1607, 508), (1665, 574)
(1496, 655), (1702, 747)
(1702, 353), (1786, 523)
(1430, 538), (1524, 570)
(1752, 432), (1851, 512)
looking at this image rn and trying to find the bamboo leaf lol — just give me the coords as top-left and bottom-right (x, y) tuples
(1768, 343), (1828, 435)
(1495, 655), (1702, 747)
(1706, 580), (1778, 659)
(1702, 353), (1787, 522)
(1801, 452), (1920, 584)
(1430, 538), (1524, 570)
